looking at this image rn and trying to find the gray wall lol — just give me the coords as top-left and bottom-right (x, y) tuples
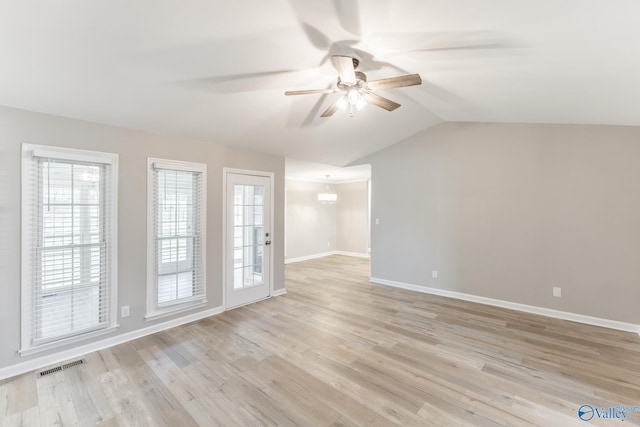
(359, 122), (640, 324)
(336, 181), (369, 255)
(0, 106), (285, 370)
(285, 179), (370, 260)
(285, 180), (337, 259)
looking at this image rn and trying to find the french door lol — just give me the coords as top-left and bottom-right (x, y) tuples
(224, 170), (272, 309)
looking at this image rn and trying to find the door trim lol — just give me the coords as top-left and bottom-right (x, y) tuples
(222, 168), (275, 311)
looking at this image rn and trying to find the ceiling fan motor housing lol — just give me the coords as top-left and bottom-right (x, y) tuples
(338, 71), (367, 90)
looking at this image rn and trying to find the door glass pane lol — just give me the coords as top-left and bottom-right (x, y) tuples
(255, 206), (263, 226)
(233, 184), (265, 290)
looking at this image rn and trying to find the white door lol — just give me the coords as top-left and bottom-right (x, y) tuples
(225, 171), (272, 309)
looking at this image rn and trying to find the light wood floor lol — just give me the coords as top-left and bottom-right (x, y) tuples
(2, 255), (640, 426)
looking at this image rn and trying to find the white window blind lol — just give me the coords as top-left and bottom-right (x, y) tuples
(147, 159), (206, 318)
(21, 144), (118, 353)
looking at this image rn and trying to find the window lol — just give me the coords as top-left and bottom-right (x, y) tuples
(21, 144), (118, 354)
(146, 158), (206, 319)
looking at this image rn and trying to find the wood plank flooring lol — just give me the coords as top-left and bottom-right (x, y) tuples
(2, 255), (640, 426)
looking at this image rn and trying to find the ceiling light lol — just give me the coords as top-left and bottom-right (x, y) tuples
(347, 87), (361, 104)
(336, 95), (349, 111)
(318, 193), (338, 203)
(318, 174), (337, 204)
(344, 87), (367, 116)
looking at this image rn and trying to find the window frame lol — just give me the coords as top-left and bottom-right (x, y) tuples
(146, 158), (207, 320)
(20, 144), (119, 356)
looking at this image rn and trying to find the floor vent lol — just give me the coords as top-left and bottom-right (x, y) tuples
(39, 359), (86, 377)
(39, 366), (62, 377)
(61, 359), (85, 370)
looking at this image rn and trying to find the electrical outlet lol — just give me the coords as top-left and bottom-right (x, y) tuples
(432, 270), (438, 279)
(375, 218), (380, 225)
(121, 305), (130, 318)
(553, 287), (562, 298)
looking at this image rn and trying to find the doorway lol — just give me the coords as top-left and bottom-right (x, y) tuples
(224, 169), (273, 309)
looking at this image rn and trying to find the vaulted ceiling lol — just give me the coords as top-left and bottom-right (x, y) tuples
(1, 1), (639, 166)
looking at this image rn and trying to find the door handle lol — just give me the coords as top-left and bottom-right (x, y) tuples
(265, 240), (271, 246)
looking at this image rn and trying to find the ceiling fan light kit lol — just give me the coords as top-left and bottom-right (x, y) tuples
(285, 55), (422, 118)
(336, 87), (367, 116)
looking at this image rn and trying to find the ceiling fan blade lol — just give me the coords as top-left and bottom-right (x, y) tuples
(320, 97), (343, 117)
(300, 23), (332, 51)
(363, 93), (401, 112)
(333, 0), (361, 37)
(370, 31), (510, 55)
(287, 1), (336, 49)
(285, 88), (337, 96)
(302, 83), (335, 126)
(181, 69), (312, 94)
(331, 55), (357, 85)
(366, 74), (422, 91)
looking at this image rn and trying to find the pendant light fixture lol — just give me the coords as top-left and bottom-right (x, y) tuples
(318, 175), (337, 204)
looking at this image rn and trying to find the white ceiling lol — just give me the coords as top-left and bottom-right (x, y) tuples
(1, 1), (639, 166)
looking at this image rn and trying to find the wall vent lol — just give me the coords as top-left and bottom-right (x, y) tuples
(38, 359), (86, 377)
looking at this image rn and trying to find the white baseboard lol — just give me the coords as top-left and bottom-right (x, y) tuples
(272, 288), (287, 297)
(0, 306), (223, 381)
(370, 277), (640, 335)
(285, 252), (335, 264)
(334, 251), (370, 258)
(285, 251), (369, 264)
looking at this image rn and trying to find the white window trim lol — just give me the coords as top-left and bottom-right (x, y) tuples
(146, 158), (207, 321)
(20, 144), (119, 356)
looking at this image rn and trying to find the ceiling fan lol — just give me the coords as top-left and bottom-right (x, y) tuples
(284, 55), (422, 118)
